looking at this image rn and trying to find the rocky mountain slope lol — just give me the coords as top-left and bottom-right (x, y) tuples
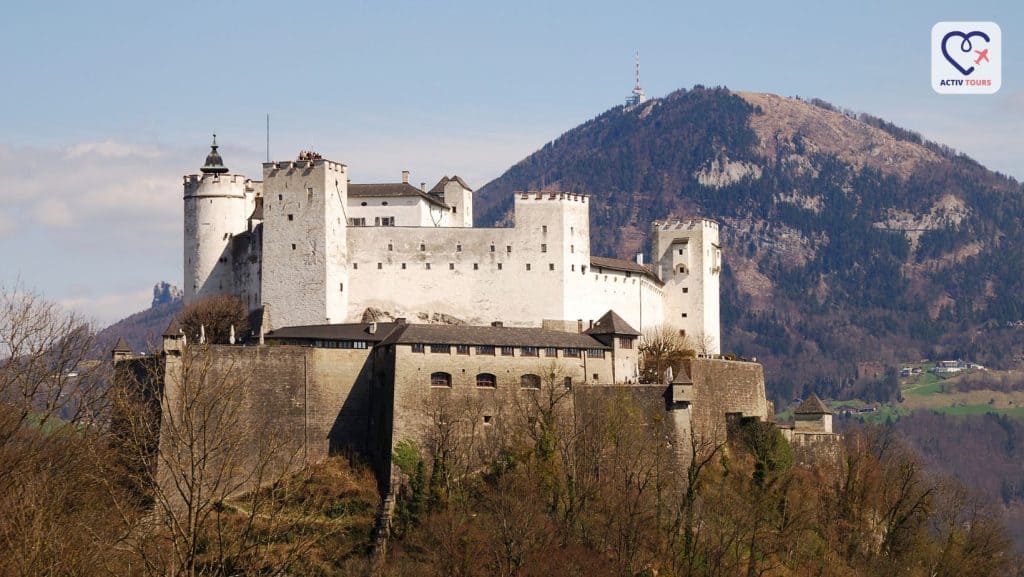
(476, 86), (1024, 402)
(96, 282), (182, 354)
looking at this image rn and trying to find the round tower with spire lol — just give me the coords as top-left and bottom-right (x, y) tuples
(183, 135), (254, 304)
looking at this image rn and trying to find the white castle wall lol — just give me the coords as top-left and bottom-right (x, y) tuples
(261, 159), (349, 329)
(183, 174), (253, 303)
(582, 272), (665, 335)
(347, 195), (449, 227)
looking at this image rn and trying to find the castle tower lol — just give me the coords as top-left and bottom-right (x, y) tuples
(652, 218), (721, 355)
(183, 136), (253, 304)
(442, 176), (473, 227)
(260, 154), (349, 330)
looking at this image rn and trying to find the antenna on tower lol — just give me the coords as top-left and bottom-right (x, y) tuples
(266, 113), (270, 163)
(625, 50), (647, 109)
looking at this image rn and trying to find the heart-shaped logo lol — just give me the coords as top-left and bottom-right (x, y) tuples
(941, 30), (990, 76)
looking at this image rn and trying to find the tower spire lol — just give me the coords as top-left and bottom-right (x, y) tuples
(201, 132), (229, 174)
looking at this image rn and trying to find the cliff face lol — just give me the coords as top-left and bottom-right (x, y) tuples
(475, 86), (1024, 401)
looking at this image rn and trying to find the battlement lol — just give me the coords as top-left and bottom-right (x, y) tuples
(184, 173), (248, 185)
(653, 217), (719, 232)
(262, 159), (347, 174)
(515, 191), (589, 204)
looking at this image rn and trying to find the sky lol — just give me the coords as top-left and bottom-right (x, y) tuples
(1, 0), (1021, 325)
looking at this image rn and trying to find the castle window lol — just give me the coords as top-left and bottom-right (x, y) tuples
(449, 263), (455, 270)
(681, 313), (688, 318)
(497, 263), (503, 270)
(430, 372), (452, 387)
(571, 227), (574, 234)
(456, 244), (462, 252)
(526, 264), (531, 271)
(619, 337), (634, 349)
(483, 415), (492, 425)
(542, 225), (547, 233)
(456, 345), (470, 355)
(571, 264), (575, 271)
(581, 266), (587, 274)
(626, 272), (632, 278)
(420, 243), (426, 251)
(388, 243), (393, 251)
(291, 244), (296, 250)
(361, 201), (367, 206)
(679, 249), (684, 255)
(521, 346), (539, 357)
(425, 263), (431, 270)
(678, 266), (687, 274)
(375, 216), (395, 226)
(587, 349), (606, 359)
(501, 346), (514, 356)
(430, 344), (451, 354)
(349, 217), (366, 226)
(339, 283), (344, 292)
(473, 263), (479, 270)
(549, 263), (555, 271)
(541, 244), (547, 252)
(353, 263), (358, 269)
(476, 345), (495, 355)
(382, 201), (389, 206)
(564, 348), (580, 358)
(377, 263), (383, 269)
(593, 373), (599, 381)
(520, 374), (541, 389)
(682, 287), (688, 293)
(287, 214), (294, 221)
(476, 373), (497, 388)
(411, 343), (425, 353)
(278, 194), (282, 201)
(490, 244), (495, 252)
(544, 347), (557, 357)
(506, 245), (512, 253)
(571, 245), (575, 253)
(401, 263), (406, 269)
(563, 377), (572, 390)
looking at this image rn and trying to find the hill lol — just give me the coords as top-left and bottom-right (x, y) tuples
(475, 86), (1024, 403)
(95, 281), (182, 354)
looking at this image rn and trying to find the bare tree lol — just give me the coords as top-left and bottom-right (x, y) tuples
(638, 325), (695, 383)
(110, 341), (329, 576)
(176, 294), (249, 345)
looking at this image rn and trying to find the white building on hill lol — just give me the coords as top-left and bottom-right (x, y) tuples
(182, 139), (723, 353)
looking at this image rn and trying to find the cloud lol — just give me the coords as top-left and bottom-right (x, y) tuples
(0, 213), (15, 237)
(59, 287), (153, 326)
(30, 198), (73, 227)
(64, 140), (163, 160)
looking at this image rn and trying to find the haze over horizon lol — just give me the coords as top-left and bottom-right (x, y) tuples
(2, 0), (1021, 325)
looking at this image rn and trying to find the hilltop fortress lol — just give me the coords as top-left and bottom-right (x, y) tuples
(112, 139), (837, 502)
(184, 138), (722, 353)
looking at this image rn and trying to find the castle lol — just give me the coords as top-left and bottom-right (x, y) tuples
(111, 139), (837, 503)
(184, 138), (723, 355)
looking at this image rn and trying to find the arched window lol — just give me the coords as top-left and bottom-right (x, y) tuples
(476, 373), (497, 388)
(520, 374), (541, 389)
(430, 372), (452, 387)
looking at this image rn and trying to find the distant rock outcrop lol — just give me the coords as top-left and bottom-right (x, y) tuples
(96, 282), (183, 354)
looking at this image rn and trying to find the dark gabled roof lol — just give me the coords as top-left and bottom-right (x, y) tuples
(163, 317), (182, 338)
(585, 310), (640, 337)
(113, 336), (132, 353)
(428, 175), (474, 194)
(348, 183), (450, 209)
(380, 323), (607, 349)
(671, 367), (693, 385)
(590, 256), (662, 284)
(266, 322), (402, 343)
(794, 394), (831, 415)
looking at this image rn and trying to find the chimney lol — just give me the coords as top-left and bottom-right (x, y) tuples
(491, 321), (503, 327)
(577, 319), (583, 333)
(589, 320), (594, 329)
(395, 317), (407, 325)
(368, 322), (378, 334)
(421, 182), (426, 192)
(635, 253), (644, 265)
(402, 170), (410, 184)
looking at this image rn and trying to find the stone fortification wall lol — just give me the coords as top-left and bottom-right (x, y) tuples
(683, 357), (768, 445)
(161, 344), (374, 464)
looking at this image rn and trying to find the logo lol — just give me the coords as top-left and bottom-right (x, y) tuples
(932, 22), (1001, 94)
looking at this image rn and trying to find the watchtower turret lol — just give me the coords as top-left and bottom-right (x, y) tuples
(652, 218), (721, 355)
(183, 135), (254, 304)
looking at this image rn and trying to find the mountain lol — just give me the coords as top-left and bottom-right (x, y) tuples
(476, 86), (1024, 403)
(96, 282), (182, 354)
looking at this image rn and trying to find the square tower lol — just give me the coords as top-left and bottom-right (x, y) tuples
(653, 219), (721, 355)
(261, 158), (349, 330)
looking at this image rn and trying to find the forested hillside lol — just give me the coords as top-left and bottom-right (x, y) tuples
(476, 86), (1024, 403)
